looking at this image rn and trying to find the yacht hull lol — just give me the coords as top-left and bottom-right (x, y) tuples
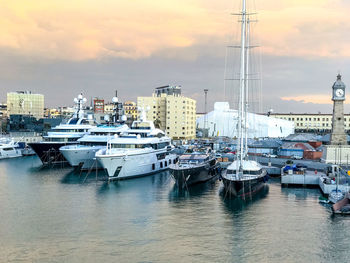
(222, 174), (268, 198)
(97, 152), (177, 180)
(28, 142), (77, 165)
(170, 162), (220, 187)
(60, 145), (103, 170)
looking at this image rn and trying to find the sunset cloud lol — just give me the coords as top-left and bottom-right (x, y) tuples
(0, 0), (349, 61)
(281, 93), (350, 105)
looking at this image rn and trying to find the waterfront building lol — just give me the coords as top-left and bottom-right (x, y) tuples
(124, 101), (138, 121)
(93, 98), (104, 113)
(44, 108), (62, 118)
(7, 91), (44, 119)
(269, 112), (350, 133)
(104, 103), (114, 114)
(137, 85), (196, 140)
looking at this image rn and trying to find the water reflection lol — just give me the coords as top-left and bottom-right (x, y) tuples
(168, 179), (218, 202)
(96, 171), (171, 195)
(220, 185), (269, 214)
(280, 186), (321, 201)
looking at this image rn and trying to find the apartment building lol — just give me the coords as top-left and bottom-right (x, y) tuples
(137, 85), (196, 140)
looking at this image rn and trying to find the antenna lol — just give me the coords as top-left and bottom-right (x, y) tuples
(204, 89), (208, 134)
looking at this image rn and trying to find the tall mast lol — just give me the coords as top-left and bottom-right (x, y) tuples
(244, 17), (250, 160)
(237, 0), (247, 174)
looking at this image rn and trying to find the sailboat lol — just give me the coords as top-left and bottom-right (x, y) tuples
(221, 0), (269, 198)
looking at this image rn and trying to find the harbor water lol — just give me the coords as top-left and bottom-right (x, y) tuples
(1, 157), (350, 262)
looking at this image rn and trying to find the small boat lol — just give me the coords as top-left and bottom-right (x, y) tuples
(319, 196), (330, 204)
(0, 139), (22, 159)
(332, 193), (350, 214)
(328, 189), (345, 204)
(170, 146), (220, 188)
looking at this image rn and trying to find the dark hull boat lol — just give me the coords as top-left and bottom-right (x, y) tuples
(170, 147), (220, 188)
(28, 142), (76, 165)
(222, 171), (268, 198)
(171, 159), (220, 187)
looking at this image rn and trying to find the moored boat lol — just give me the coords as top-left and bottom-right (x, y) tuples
(170, 146), (220, 188)
(28, 94), (95, 165)
(222, 160), (268, 198)
(0, 139), (22, 160)
(96, 109), (177, 180)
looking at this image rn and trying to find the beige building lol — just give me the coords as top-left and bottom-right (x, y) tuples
(137, 86), (196, 140)
(270, 113), (350, 132)
(7, 91), (44, 119)
(123, 101), (138, 121)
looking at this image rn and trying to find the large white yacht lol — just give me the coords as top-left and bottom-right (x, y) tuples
(59, 96), (129, 170)
(0, 138), (22, 160)
(60, 123), (129, 170)
(95, 110), (177, 180)
(29, 94), (95, 165)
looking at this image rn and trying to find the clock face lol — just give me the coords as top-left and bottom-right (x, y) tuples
(335, 89), (344, 97)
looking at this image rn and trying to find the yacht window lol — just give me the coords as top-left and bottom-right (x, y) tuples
(152, 163), (155, 170)
(3, 148), (13, 151)
(160, 162), (163, 168)
(227, 169), (261, 175)
(68, 118), (79, 124)
(111, 144), (149, 149)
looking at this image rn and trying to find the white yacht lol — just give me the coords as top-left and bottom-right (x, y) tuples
(60, 124), (129, 170)
(95, 111), (177, 180)
(0, 139), (22, 160)
(59, 95), (128, 170)
(29, 94), (95, 165)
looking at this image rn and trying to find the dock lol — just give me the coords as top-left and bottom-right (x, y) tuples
(318, 176), (350, 195)
(281, 170), (322, 187)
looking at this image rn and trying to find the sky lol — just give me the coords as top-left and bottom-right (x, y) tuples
(1, 0), (350, 113)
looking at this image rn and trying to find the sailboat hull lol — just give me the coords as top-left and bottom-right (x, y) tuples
(222, 174), (268, 198)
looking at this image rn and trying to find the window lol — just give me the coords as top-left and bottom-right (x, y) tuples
(160, 162), (163, 168)
(152, 164), (155, 170)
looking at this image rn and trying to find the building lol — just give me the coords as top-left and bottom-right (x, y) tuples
(197, 102), (294, 138)
(0, 103), (7, 118)
(93, 99), (104, 113)
(269, 113), (348, 133)
(123, 101), (138, 121)
(322, 74), (350, 164)
(330, 74), (347, 144)
(137, 85), (196, 140)
(7, 91), (44, 119)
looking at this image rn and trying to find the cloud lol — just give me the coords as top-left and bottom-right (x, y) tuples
(281, 95), (331, 104)
(1, 0), (350, 61)
(0, 0), (225, 60)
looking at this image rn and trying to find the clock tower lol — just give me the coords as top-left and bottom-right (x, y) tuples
(330, 74), (347, 145)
